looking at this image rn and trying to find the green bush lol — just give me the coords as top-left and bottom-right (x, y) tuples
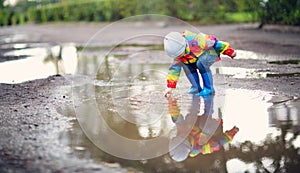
(1, 0), (299, 26)
(259, 0), (300, 25)
(0, 9), (9, 26)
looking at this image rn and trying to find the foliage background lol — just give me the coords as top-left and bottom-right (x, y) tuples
(0, 0), (299, 26)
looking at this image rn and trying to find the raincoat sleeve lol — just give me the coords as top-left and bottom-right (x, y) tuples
(167, 60), (182, 88)
(214, 40), (236, 58)
(168, 98), (180, 122)
(189, 125), (239, 156)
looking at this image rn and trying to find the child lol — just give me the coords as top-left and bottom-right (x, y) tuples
(163, 30), (236, 97)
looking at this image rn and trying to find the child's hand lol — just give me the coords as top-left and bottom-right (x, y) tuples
(164, 88), (173, 98)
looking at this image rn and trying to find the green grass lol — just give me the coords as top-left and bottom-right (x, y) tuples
(226, 12), (258, 23)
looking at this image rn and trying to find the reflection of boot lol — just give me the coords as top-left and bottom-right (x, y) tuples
(186, 73), (202, 94)
(188, 95), (201, 116)
(197, 72), (214, 96)
(203, 95), (214, 116)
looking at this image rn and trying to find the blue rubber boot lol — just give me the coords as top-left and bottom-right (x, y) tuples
(186, 73), (202, 94)
(197, 72), (215, 96)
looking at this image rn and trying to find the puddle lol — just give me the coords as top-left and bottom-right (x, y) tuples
(67, 50), (299, 172)
(269, 60), (300, 65)
(64, 76), (300, 172)
(213, 66), (300, 78)
(0, 42), (78, 83)
(63, 44), (299, 171)
(64, 42), (300, 172)
(266, 72), (300, 77)
(234, 50), (261, 60)
(0, 34), (29, 44)
(213, 66), (268, 78)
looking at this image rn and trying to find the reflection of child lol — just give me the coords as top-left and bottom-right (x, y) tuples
(163, 30), (236, 97)
(189, 125), (239, 157)
(168, 95), (239, 162)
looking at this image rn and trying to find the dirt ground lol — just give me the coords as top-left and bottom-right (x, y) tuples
(0, 75), (135, 173)
(0, 22), (300, 172)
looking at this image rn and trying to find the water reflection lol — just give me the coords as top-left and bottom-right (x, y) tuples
(213, 66), (268, 78)
(0, 34), (28, 44)
(66, 47), (300, 171)
(269, 99), (299, 131)
(168, 95), (239, 162)
(68, 81), (300, 172)
(0, 43), (77, 83)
